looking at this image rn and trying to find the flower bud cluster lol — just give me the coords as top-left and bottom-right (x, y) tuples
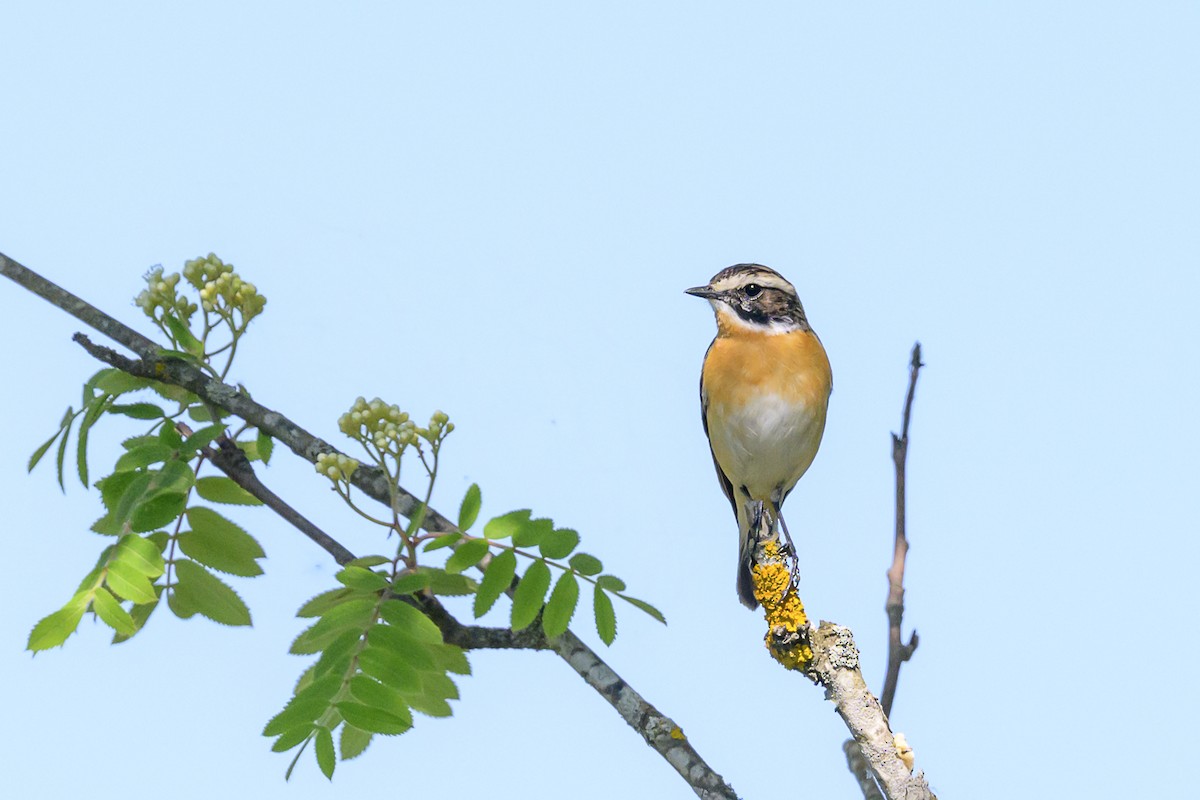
(134, 266), (198, 323)
(339, 397), (419, 454)
(183, 253), (266, 321)
(315, 452), (359, 483)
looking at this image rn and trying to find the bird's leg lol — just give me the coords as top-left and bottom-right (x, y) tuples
(773, 502), (796, 558)
(772, 502), (801, 593)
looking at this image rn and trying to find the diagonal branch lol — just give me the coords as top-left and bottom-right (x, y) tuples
(881, 343), (923, 718)
(3, 252), (737, 800)
(206, 436), (357, 566)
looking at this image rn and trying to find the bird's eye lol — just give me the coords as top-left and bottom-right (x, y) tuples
(744, 284), (762, 298)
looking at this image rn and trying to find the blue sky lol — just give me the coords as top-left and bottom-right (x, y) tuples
(2, 3), (1197, 798)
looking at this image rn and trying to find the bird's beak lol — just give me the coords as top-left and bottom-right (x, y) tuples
(685, 285), (717, 299)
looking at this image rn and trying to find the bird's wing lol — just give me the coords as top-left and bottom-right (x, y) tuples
(700, 346), (738, 524)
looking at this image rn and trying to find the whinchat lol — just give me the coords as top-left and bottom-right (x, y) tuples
(687, 264), (832, 609)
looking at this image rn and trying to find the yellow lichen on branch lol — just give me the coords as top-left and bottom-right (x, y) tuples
(752, 539), (813, 670)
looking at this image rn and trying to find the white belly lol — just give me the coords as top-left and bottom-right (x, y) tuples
(708, 391), (826, 502)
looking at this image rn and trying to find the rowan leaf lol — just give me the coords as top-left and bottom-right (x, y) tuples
(510, 558), (551, 631)
(568, 552), (603, 576)
(92, 586), (136, 635)
(457, 483), (482, 531)
(482, 509), (530, 540)
(194, 476), (262, 506)
(542, 572), (579, 639)
(474, 549), (516, 618)
(314, 727), (335, 780)
(179, 506), (266, 576)
(539, 527), (580, 560)
(443, 538), (489, 574)
(594, 586), (616, 645)
(171, 559), (252, 626)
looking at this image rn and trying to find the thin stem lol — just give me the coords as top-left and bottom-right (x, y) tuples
(881, 343), (923, 718)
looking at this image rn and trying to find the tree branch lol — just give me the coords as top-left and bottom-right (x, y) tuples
(810, 624), (934, 800)
(206, 436), (357, 566)
(882, 343), (923, 718)
(4, 253), (736, 800)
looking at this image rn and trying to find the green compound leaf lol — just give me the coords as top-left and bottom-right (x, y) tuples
(256, 429), (274, 464)
(339, 725), (373, 761)
(366, 625), (438, 672)
(482, 509), (530, 540)
(112, 595), (160, 644)
(164, 313), (204, 358)
(183, 423), (228, 453)
(429, 642), (471, 676)
(423, 569), (477, 597)
(114, 443), (176, 471)
(378, 599), (443, 644)
(187, 404), (215, 423)
(457, 483), (482, 532)
(193, 476), (263, 506)
(349, 675), (414, 728)
(311, 630), (361, 680)
(422, 532), (461, 553)
(443, 538), (490, 574)
(593, 586), (617, 646)
(105, 560), (158, 604)
(92, 586), (137, 636)
(93, 369), (154, 396)
(510, 559), (551, 631)
(76, 396), (108, 487)
(539, 527), (580, 560)
(513, 517), (553, 548)
(404, 672), (457, 718)
(390, 570), (432, 595)
(336, 566), (389, 593)
(568, 552), (603, 576)
(618, 593), (667, 624)
(314, 727), (335, 780)
(27, 593), (89, 651)
(336, 701), (412, 736)
(290, 597), (379, 655)
(358, 644), (421, 693)
(263, 674), (342, 737)
(158, 421), (184, 448)
(595, 574), (626, 593)
(273, 725), (312, 755)
(542, 572), (580, 639)
(179, 506), (266, 577)
(347, 555), (391, 568)
(113, 533), (166, 579)
(129, 491), (188, 533)
(171, 559), (251, 626)
(27, 426), (64, 473)
(54, 411), (73, 490)
(474, 549), (517, 618)
(296, 588), (354, 618)
(109, 402), (166, 420)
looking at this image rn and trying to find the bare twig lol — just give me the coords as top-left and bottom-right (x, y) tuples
(4, 253), (736, 800)
(843, 741), (885, 800)
(881, 343), (923, 718)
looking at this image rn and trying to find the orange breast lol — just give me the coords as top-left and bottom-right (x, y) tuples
(702, 326), (832, 412)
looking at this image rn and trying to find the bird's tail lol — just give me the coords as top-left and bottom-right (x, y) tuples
(735, 501), (763, 610)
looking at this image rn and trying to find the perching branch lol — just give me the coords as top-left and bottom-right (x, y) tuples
(882, 343), (923, 718)
(2, 251), (737, 800)
(809, 624), (933, 800)
(746, 515), (935, 800)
